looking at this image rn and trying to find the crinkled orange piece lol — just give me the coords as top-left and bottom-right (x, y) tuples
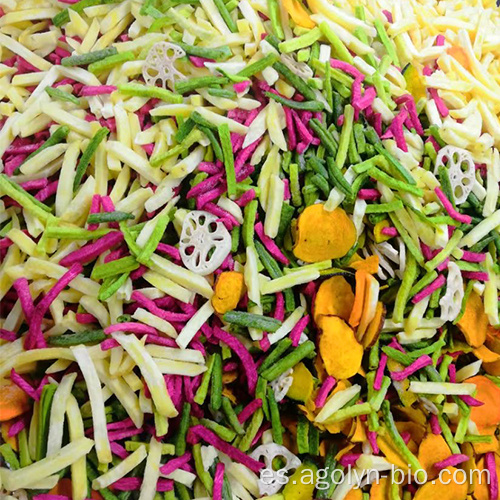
(474, 344), (500, 363)
(349, 270), (367, 328)
(282, 0), (315, 28)
(370, 477), (390, 500)
(344, 488), (362, 500)
(395, 405), (427, 426)
(211, 271), (245, 314)
(314, 276), (355, 324)
(473, 454), (500, 500)
(349, 255), (379, 274)
(318, 316), (363, 380)
(0, 381), (30, 422)
(357, 273), (380, 339)
(417, 433), (452, 479)
(293, 204), (356, 263)
(471, 426), (498, 454)
(465, 375), (500, 429)
(361, 302), (386, 348)
(457, 291), (488, 348)
(413, 467), (468, 500)
(477, 341), (500, 375)
(395, 421), (425, 446)
(486, 333), (500, 353)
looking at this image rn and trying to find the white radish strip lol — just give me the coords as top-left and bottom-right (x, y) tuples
(3, 438), (94, 491)
(176, 300), (214, 349)
(66, 395), (87, 500)
(409, 381), (476, 395)
(315, 385), (361, 423)
(113, 332), (178, 417)
(46, 372), (77, 457)
(92, 446), (147, 490)
(95, 359), (144, 428)
(139, 437), (163, 500)
(72, 345), (112, 464)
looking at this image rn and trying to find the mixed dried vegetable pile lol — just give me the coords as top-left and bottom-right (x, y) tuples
(1, 0), (500, 499)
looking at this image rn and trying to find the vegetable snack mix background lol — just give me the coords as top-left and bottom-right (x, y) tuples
(2, 0), (500, 499)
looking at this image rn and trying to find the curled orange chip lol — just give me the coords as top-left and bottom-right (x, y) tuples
(349, 270), (367, 328)
(356, 273), (380, 340)
(211, 271), (245, 314)
(370, 477), (390, 500)
(293, 204), (356, 263)
(413, 467), (468, 500)
(417, 433), (451, 479)
(314, 276), (354, 324)
(318, 316), (363, 380)
(465, 375), (500, 429)
(475, 343), (500, 375)
(473, 344), (500, 363)
(282, 0), (315, 28)
(0, 381), (30, 422)
(349, 255), (379, 275)
(361, 302), (386, 348)
(457, 291), (488, 348)
(473, 454), (500, 500)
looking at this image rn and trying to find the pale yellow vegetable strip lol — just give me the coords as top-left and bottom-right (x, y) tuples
(261, 268), (320, 295)
(47, 373), (77, 457)
(66, 394), (87, 500)
(149, 254), (214, 299)
(80, 295), (110, 327)
(2, 438), (94, 491)
(267, 306), (305, 345)
(264, 175), (284, 239)
(145, 345), (204, 363)
(6, 228), (38, 256)
(113, 332), (178, 418)
(408, 382), (476, 395)
(92, 445), (147, 490)
(195, 107), (249, 135)
(153, 359), (207, 376)
(40, 103), (95, 137)
(0, 347), (74, 378)
(176, 301), (214, 349)
(95, 359), (144, 429)
(315, 385), (361, 423)
(55, 141), (81, 217)
(244, 246), (261, 307)
(0, 33), (52, 71)
(142, 271), (195, 304)
(132, 308), (177, 338)
(106, 140), (163, 185)
(139, 437), (162, 500)
(24, 257), (100, 296)
(459, 209), (500, 247)
(71, 345), (112, 464)
(20, 144), (68, 176)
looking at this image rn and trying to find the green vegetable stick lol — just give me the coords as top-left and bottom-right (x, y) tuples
(73, 127), (110, 191)
(261, 341), (315, 381)
(218, 123), (236, 198)
(223, 311), (282, 332)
